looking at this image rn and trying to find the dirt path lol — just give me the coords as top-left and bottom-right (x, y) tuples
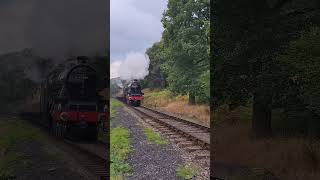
(112, 106), (184, 180)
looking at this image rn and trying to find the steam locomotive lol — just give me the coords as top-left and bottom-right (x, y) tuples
(123, 79), (144, 106)
(40, 56), (107, 140)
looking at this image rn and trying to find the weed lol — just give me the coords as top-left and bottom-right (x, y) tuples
(0, 152), (22, 179)
(176, 165), (198, 179)
(143, 128), (168, 145)
(0, 119), (45, 179)
(110, 99), (123, 121)
(110, 127), (132, 178)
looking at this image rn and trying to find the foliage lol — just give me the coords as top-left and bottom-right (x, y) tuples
(143, 0), (210, 104)
(143, 128), (168, 145)
(110, 127), (132, 178)
(142, 41), (168, 89)
(142, 89), (175, 107)
(275, 27), (320, 134)
(212, 0), (320, 136)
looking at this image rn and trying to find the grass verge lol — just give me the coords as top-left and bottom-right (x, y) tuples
(143, 128), (168, 145)
(142, 89), (209, 125)
(110, 127), (132, 180)
(0, 119), (44, 179)
(215, 105), (320, 180)
(111, 99), (123, 121)
(176, 165), (198, 179)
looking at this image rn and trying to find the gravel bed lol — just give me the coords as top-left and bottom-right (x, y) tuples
(112, 106), (183, 180)
(13, 140), (91, 180)
(125, 106), (210, 180)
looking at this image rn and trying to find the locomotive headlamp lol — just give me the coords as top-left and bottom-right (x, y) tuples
(60, 112), (69, 121)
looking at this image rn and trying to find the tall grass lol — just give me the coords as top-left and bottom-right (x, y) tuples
(142, 89), (210, 125)
(214, 105), (320, 180)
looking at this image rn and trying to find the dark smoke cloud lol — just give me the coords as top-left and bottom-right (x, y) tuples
(0, 0), (109, 58)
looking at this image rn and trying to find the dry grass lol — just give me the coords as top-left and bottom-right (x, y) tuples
(162, 101), (209, 125)
(215, 106), (320, 180)
(142, 89), (210, 125)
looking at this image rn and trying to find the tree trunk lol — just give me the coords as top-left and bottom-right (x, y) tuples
(189, 93), (196, 105)
(252, 91), (272, 138)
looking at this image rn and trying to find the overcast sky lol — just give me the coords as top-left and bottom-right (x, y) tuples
(0, 0), (108, 58)
(110, 0), (168, 79)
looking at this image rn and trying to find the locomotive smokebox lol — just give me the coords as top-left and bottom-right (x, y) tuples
(76, 56), (89, 64)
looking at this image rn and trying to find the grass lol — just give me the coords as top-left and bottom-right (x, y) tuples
(110, 127), (132, 180)
(176, 165), (198, 179)
(214, 105), (320, 180)
(110, 99), (130, 179)
(110, 99), (123, 121)
(143, 128), (168, 145)
(0, 119), (44, 179)
(142, 89), (210, 125)
(0, 153), (23, 179)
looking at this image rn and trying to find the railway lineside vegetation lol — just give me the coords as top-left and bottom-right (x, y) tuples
(110, 99), (123, 121)
(110, 98), (131, 180)
(213, 1), (320, 179)
(143, 128), (168, 145)
(176, 165), (199, 180)
(0, 119), (45, 179)
(213, 0), (320, 138)
(142, 89), (209, 124)
(141, 0), (210, 105)
(110, 127), (131, 180)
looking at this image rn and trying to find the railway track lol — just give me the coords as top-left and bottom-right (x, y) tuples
(116, 97), (210, 162)
(18, 113), (108, 179)
(62, 139), (108, 179)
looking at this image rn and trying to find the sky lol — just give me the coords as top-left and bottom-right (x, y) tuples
(110, 0), (168, 79)
(0, 0), (108, 58)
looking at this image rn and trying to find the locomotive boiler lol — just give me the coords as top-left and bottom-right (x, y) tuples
(40, 56), (107, 140)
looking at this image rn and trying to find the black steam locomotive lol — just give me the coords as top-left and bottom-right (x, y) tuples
(123, 79), (144, 106)
(40, 56), (107, 140)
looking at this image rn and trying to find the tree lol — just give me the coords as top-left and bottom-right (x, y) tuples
(143, 40), (168, 89)
(212, 0), (320, 137)
(276, 27), (320, 136)
(162, 0), (210, 104)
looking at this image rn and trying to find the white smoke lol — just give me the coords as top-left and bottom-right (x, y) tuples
(111, 52), (150, 80)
